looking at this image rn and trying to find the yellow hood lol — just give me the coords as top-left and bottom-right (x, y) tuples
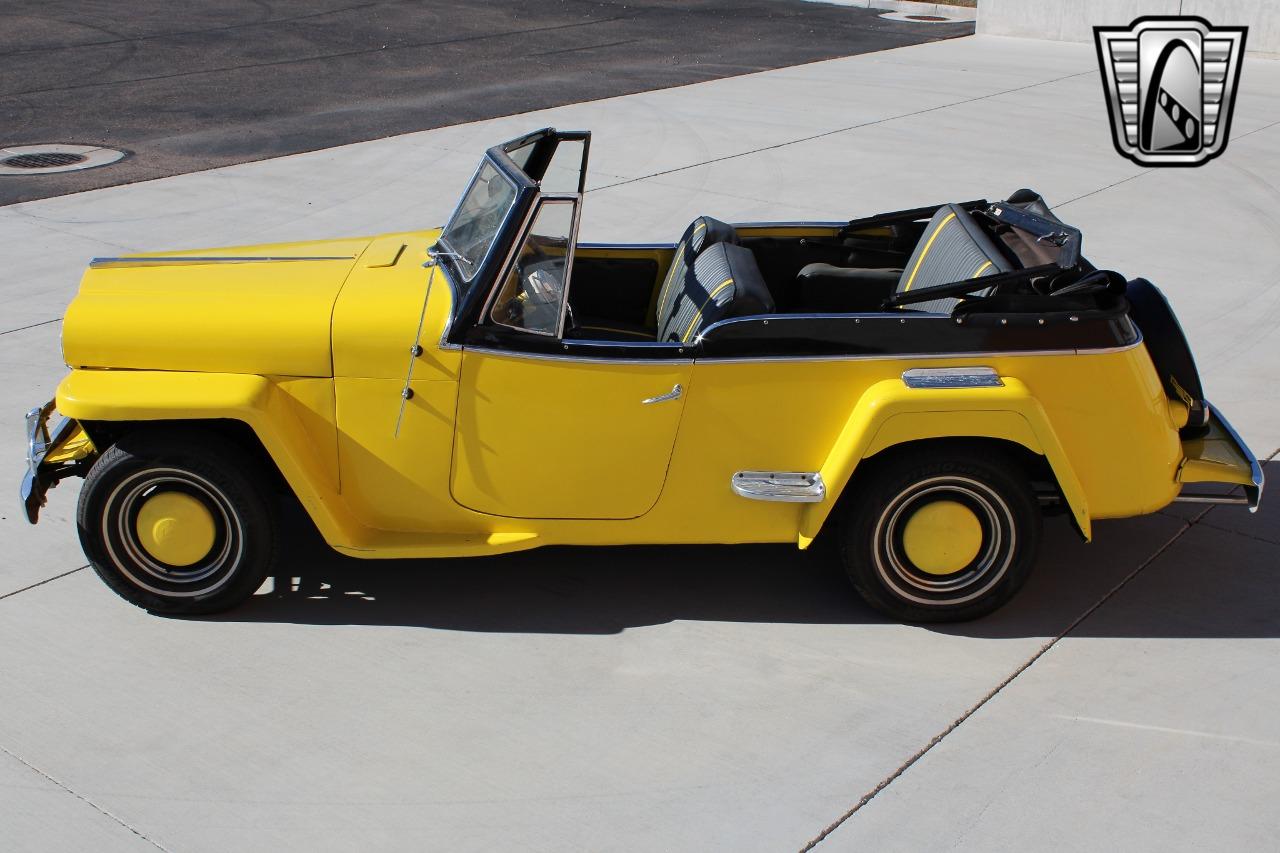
(62, 236), (372, 377)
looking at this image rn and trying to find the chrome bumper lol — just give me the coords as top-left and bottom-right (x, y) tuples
(1173, 401), (1265, 513)
(20, 400), (77, 524)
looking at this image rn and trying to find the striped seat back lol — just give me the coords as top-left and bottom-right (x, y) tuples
(896, 204), (1011, 313)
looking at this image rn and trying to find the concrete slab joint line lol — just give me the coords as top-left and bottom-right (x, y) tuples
(590, 69), (1093, 195)
(0, 565), (87, 602)
(0, 744), (169, 851)
(800, 506), (1224, 851)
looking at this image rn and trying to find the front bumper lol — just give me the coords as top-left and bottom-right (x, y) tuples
(20, 400), (86, 524)
(1175, 401), (1265, 512)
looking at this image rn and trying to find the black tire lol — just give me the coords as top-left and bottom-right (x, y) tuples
(77, 429), (277, 615)
(837, 445), (1042, 622)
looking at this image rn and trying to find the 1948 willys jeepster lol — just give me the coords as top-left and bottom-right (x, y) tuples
(22, 128), (1263, 621)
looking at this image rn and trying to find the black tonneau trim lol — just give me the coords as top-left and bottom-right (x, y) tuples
(696, 311), (1139, 359)
(840, 199), (987, 235)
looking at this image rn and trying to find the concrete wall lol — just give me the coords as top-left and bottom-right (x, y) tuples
(977, 0), (1280, 58)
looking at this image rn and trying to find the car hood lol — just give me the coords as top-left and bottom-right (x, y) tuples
(62, 236), (373, 377)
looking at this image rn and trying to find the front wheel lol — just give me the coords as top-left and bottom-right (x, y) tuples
(837, 446), (1042, 622)
(77, 430), (277, 615)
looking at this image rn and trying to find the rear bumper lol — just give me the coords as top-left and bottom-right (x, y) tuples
(20, 401), (83, 524)
(1175, 401), (1264, 512)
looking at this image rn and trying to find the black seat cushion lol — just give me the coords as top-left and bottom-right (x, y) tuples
(653, 216), (738, 335)
(658, 242), (774, 342)
(796, 264), (902, 312)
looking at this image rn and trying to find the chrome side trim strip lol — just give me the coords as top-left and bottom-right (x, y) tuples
(732, 471), (826, 503)
(1206, 401), (1264, 512)
(89, 256), (354, 268)
(695, 338), (1144, 366)
(459, 338), (1146, 367)
(731, 221), (846, 229)
(462, 345), (692, 366)
(576, 242), (676, 250)
(902, 366), (1003, 389)
(696, 312), (951, 340)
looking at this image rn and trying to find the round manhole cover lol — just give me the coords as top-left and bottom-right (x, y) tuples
(0, 144), (126, 176)
(5, 152), (87, 169)
(879, 11), (962, 23)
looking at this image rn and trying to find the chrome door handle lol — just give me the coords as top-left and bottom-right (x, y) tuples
(642, 384), (682, 405)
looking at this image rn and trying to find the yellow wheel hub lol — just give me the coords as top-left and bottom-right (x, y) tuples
(902, 500), (983, 576)
(134, 492), (216, 567)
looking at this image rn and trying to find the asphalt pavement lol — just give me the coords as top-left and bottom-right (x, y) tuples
(0, 0), (971, 205)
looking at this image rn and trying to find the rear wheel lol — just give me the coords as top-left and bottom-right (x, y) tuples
(838, 445), (1041, 622)
(77, 430), (276, 615)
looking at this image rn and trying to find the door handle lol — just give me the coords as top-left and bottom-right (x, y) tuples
(642, 384), (682, 405)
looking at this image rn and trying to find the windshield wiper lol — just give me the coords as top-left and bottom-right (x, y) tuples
(424, 248), (470, 269)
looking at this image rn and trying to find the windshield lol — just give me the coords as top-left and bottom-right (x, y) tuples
(437, 159), (518, 282)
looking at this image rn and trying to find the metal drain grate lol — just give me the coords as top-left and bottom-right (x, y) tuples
(906, 15), (950, 21)
(3, 152), (87, 169)
(0, 144), (126, 176)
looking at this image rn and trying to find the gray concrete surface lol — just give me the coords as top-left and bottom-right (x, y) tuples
(979, 0), (1280, 58)
(0, 0), (972, 205)
(1, 34), (1278, 851)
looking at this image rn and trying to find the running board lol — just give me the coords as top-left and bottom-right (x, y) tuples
(731, 471), (825, 503)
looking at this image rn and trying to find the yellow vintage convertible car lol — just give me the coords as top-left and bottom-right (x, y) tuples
(22, 128), (1263, 621)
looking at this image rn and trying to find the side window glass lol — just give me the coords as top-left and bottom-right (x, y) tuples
(541, 139), (586, 194)
(489, 201), (576, 336)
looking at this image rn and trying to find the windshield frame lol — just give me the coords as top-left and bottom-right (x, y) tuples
(436, 154), (522, 285)
(436, 129), (589, 347)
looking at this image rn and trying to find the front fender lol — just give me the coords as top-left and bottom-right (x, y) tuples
(55, 369), (357, 547)
(799, 376), (1090, 546)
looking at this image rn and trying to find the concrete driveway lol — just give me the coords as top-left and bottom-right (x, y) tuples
(2, 33), (1278, 851)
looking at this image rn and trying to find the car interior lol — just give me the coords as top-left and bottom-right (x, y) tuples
(562, 190), (1124, 344)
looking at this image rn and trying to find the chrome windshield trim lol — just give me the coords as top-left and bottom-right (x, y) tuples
(1205, 401), (1265, 512)
(902, 367), (1004, 389)
(435, 263), (462, 349)
(478, 195), (544, 331)
(554, 197), (585, 340)
(731, 471), (826, 503)
(89, 256), (355, 268)
(436, 155), (521, 285)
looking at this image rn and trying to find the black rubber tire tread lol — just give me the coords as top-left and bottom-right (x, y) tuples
(838, 444), (1042, 623)
(77, 429), (277, 615)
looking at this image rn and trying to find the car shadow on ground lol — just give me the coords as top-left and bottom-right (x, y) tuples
(205, 476), (1279, 640)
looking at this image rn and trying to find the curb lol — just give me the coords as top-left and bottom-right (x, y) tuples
(801, 0), (978, 23)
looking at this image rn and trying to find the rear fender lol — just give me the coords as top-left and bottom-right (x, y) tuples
(799, 376), (1090, 546)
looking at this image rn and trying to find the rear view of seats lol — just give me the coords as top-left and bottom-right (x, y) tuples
(796, 204), (1013, 314)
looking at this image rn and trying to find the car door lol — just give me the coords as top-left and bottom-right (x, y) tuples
(450, 192), (692, 519)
